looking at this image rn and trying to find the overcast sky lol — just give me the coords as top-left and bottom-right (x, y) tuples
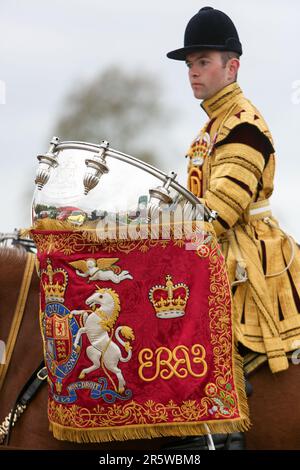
(1, 0), (300, 239)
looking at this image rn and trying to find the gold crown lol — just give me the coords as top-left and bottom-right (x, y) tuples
(149, 275), (189, 319)
(41, 259), (68, 303)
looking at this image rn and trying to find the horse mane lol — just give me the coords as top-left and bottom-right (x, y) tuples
(95, 287), (121, 332)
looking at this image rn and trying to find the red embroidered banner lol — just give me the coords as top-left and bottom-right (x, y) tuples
(32, 229), (249, 442)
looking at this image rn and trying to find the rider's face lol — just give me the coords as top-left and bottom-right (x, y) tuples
(186, 50), (239, 100)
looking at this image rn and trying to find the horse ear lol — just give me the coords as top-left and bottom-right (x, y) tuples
(95, 284), (100, 291)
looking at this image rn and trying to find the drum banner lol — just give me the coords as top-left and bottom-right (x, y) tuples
(31, 229), (249, 443)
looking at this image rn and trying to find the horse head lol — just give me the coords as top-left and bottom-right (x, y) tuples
(86, 287), (120, 319)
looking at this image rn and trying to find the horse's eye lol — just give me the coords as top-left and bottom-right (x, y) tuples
(99, 295), (103, 298)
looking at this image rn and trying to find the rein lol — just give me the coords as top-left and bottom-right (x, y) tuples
(0, 361), (47, 445)
(0, 231), (37, 253)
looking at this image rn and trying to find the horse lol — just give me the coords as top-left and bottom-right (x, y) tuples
(245, 359), (300, 449)
(0, 247), (299, 450)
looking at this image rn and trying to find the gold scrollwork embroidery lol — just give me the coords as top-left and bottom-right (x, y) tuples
(138, 344), (207, 382)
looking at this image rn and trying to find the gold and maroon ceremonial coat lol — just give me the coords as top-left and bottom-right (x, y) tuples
(187, 82), (300, 373)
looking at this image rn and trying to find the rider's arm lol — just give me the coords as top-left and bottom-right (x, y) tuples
(202, 124), (272, 237)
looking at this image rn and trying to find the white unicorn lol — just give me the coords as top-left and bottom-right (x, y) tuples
(71, 288), (134, 393)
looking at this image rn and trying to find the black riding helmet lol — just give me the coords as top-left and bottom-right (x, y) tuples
(167, 6), (242, 60)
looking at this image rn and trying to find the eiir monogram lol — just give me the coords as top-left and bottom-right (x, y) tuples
(138, 344), (207, 382)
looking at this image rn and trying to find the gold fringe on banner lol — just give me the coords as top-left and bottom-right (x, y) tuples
(25, 219), (216, 241)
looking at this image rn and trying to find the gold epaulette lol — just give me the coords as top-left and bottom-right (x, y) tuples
(215, 97), (274, 150)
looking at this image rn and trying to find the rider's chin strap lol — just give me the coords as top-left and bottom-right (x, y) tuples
(1, 361), (47, 446)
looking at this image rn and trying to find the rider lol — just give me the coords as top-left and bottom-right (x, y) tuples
(165, 5), (300, 449)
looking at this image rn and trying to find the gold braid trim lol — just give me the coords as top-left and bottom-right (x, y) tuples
(221, 108), (274, 145)
(205, 193), (240, 236)
(204, 144), (265, 236)
(213, 157), (263, 181)
(201, 83), (274, 150)
(233, 225), (289, 372)
(213, 144), (265, 174)
(210, 188), (244, 213)
(201, 82), (242, 117)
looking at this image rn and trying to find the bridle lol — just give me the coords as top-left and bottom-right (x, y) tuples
(0, 230), (37, 253)
(0, 360), (47, 445)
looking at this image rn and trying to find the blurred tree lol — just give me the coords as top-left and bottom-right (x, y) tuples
(53, 66), (170, 165)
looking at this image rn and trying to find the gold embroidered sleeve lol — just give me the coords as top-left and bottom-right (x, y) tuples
(204, 143), (265, 236)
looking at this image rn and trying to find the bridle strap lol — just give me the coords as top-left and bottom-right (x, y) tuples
(1, 360), (47, 445)
(0, 252), (36, 392)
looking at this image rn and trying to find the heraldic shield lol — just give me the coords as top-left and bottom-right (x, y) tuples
(30, 139), (249, 443)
